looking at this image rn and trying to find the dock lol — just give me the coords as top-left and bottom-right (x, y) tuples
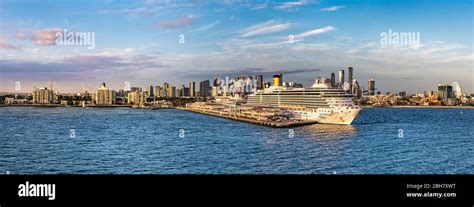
(178, 107), (318, 128)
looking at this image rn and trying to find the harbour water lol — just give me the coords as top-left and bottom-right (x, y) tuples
(0, 107), (472, 174)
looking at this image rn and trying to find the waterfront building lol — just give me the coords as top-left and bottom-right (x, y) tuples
(117, 89), (125, 97)
(189, 81), (196, 97)
(95, 83), (116, 105)
(162, 82), (170, 97)
(368, 79), (375, 96)
(330, 73), (336, 87)
(348, 67), (353, 93)
(352, 79), (361, 98)
(338, 70), (345, 88)
(148, 85), (154, 97)
(437, 84), (453, 100)
(169, 86), (177, 98)
(32, 87), (56, 104)
(154, 86), (161, 97)
(399, 91), (407, 97)
(211, 86), (219, 97)
(257, 75), (264, 90)
(199, 80), (210, 97)
(127, 90), (145, 105)
(130, 87), (142, 92)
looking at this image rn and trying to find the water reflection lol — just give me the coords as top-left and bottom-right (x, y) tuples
(299, 124), (358, 140)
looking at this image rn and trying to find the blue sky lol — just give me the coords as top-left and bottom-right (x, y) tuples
(0, 0), (472, 93)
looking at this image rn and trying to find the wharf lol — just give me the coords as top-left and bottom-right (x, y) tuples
(179, 107), (318, 128)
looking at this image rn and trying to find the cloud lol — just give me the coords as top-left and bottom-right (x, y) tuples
(98, 7), (161, 17)
(294, 26), (336, 39)
(0, 42), (21, 51)
(422, 44), (465, 54)
(32, 28), (63, 46)
(154, 16), (194, 29)
(193, 20), (221, 32)
(252, 3), (268, 10)
(320, 5), (345, 12)
(16, 32), (30, 40)
(241, 20), (292, 37)
(442, 54), (474, 62)
(274, 0), (309, 11)
(0, 35), (21, 51)
(63, 55), (122, 64)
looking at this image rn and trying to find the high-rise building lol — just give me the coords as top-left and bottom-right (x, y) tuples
(162, 82), (170, 97)
(199, 80), (210, 97)
(127, 91), (145, 104)
(95, 82), (116, 105)
(148, 85), (154, 97)
(257, 75), (264, 90)
(351, 79), (358, 95)
(330, 73), (336, 87)
(338, 70), (345, 88)
(168, 86), (177, 98)
(189, 81), (196, 97)
(154, 86), (161, 97)
(32, 87), (55, 104)
(437, 84), (453, 100)
(348, 67), (353, 93)
(399, 91), (407, 97)
(211, 86), (218, 97)
(130, 87), (142, 92)
(368, 79), (375, 96)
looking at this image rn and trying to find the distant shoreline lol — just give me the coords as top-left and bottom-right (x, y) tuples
(1, 104), (473, 109)
(362, 105), (474, 109)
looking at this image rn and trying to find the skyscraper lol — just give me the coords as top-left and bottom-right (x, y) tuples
(368, 79), (375, 96)
(330, 73), (336, 87)
(163, 82), (169, 97)
(148, 85), (154, 97)
(199, 80), (210, 98)
(189, 81), (196, 97)
(95, 82), (116, 105)
(169, 86), (177, 98)
(348, 67), (353, 93)
(338, 70), (345, 88)
(257, 75), (264, 90)
(437, 84), (453, 100)
(154, 86), (161, 97)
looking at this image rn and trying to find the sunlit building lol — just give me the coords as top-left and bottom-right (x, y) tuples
(95, 83), (116, 105)
(32, 87), (56, 104)
(127, 90), (145, 105)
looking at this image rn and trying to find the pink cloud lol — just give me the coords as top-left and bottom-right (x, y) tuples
(32, 28), (63, 46)
(0, 35), (21, 50)
(0, 42), (21, 50)
(154, 16), (194, 29)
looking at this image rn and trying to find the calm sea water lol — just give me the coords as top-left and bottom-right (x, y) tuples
(0, 107), (472, 174)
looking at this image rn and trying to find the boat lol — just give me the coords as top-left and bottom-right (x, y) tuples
(246, 77), (361, 125)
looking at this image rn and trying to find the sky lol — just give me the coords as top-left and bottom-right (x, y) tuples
(0, 0), (472, 94)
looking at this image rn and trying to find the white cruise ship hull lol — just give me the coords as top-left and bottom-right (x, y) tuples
(316, 108), (361, 125)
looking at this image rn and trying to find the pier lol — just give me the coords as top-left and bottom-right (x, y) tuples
(178, 107), (318, 128)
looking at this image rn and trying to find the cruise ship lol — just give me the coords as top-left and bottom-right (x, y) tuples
(246, 77), (361, 125)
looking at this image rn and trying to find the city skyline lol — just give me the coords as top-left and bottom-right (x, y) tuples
(0, 0), (473, 93)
